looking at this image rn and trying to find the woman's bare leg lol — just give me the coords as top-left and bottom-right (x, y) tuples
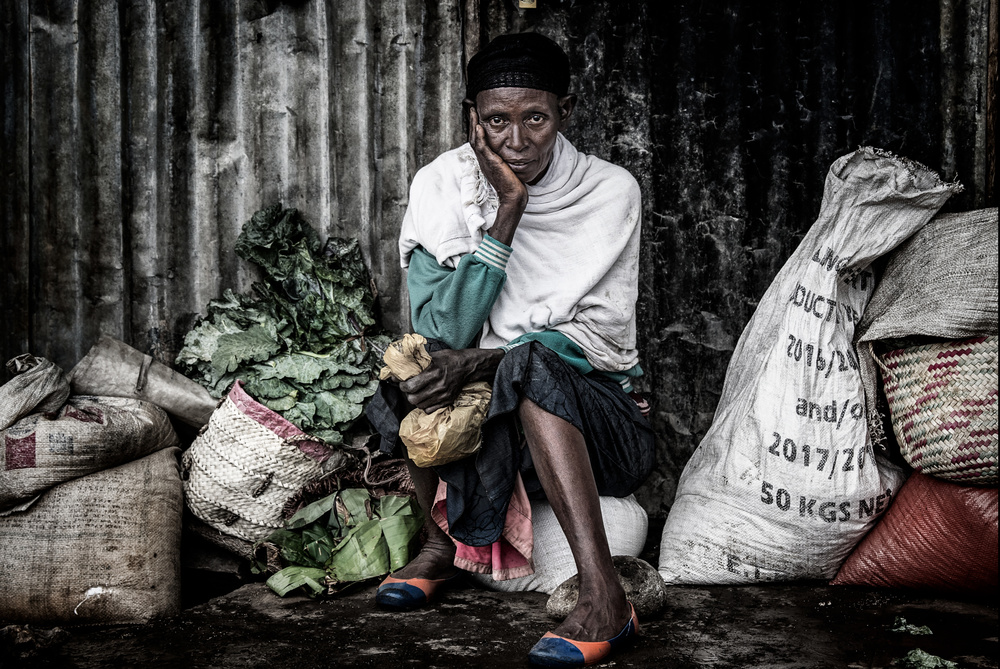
(389, 457), (457, 580)
(519, 398), (629, 641)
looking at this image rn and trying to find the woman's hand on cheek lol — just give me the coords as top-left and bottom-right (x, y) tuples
(468, 106), (528, 210)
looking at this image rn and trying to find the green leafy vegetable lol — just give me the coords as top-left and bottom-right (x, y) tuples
(265, 488), (423, 597)
(175, 204), (390, 445)
(891, 617), (934, 636)
(265, 567), (328, 597)
(891, 649), (957, 669)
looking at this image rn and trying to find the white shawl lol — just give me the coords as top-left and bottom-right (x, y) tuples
(398, 133), (642, 373)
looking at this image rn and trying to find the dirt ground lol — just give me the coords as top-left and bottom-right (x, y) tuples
(2, 575), (996, 669)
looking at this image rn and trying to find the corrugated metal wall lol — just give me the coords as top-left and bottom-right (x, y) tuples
(1, 0), (993, 518)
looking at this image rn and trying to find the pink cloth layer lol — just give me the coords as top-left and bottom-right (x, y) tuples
(431, 475), (535, 580)
(228, 380), (335, 463)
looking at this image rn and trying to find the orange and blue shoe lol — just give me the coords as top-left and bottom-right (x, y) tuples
(527, 602), (639, 667)
(374, 575), (456, 611)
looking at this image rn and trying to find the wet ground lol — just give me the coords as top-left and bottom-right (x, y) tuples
(2, 576), (996, 669)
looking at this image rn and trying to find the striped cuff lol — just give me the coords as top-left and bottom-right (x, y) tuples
(473, 235), (513, 271)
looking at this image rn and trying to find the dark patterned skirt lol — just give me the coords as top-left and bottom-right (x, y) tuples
(365, 341), (655, 547)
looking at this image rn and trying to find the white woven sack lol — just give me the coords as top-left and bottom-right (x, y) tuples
(182, 381), (337, 542)
(658, 148), (961, 584)
(469, 494), (647, 594)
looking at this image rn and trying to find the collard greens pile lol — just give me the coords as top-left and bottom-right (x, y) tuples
(176, 204), (390, 445)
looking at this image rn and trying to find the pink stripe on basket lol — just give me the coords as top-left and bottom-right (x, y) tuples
(951, 471), (989, 481)
(938, 419), (973, 431)
(927, 360), (960, 374)
(962, 394), (998, 408)
(936, 349), (970, 358)
(921, 379), (952, 393)
(229, 380), (335, 463)
(956, 438), (995, 452)
(946, 462), (994, 474)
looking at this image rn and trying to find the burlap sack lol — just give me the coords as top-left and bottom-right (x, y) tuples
(0, 447), (183, 624)
(0, 354), (70, 431)
(855, 208), (999, 450)
(0, 396), (180, 513)
(70, 334), (218, 427)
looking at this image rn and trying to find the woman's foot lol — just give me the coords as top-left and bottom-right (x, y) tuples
(375, 537), (460, 611)
(552, 580), (631, 642)
(387, 536), (458, 581)
(528, 597), (638, 667)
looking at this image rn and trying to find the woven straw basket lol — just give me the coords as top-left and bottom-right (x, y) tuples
(876, 336), (998, 486)
(182, 381), (334, 542)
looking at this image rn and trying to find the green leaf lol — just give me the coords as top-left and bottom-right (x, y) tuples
(377, 495), (423, 571)
(266, 566), (327, 597)
(286, 493), (339, 530)
(336, 488), (371, 527)
(210, 324), (281, 379)
(306, 428), (343, 446)
(266, 529), (321, 569)
(327, 519), (390, 583)
(283, 402), (317, 429)
(261, 395), (298, 412)
(264, 353), (330, 384)
(380, 513), (423, 571)
(302, 525), (336, 565)
(891, 617), (933, 636)
(243, 375), (298, 399)
(891, 649), (957, 669)
(313, 390), (364, 427)
(378, 494), (418, 519)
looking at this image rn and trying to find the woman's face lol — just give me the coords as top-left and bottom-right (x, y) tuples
(474, 87), (575, 185)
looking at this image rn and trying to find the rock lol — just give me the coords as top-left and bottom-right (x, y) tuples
(546, 555), (666, 619)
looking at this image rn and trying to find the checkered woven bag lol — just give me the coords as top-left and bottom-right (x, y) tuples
(876, 336), (998, 486)
(181, 380), (341, 542)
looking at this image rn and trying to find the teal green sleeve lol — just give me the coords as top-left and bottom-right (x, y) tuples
(502, 330), (644, 392)
(406, 236), (512, 350)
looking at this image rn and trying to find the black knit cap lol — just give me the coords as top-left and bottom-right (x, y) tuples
(465, 32), (570, 101)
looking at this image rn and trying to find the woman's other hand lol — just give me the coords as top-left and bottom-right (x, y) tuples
(400, 347), (505, 414)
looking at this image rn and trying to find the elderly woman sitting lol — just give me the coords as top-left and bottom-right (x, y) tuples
(367, 32), (654, 667)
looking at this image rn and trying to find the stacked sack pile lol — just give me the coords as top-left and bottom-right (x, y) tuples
(656, 150), (997, 592)
(657, 148), (962, 584)
(0, 338), (217, 624)
(831, 207), (998, 593)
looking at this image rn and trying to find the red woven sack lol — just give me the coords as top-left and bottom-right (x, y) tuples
(831, 472), (997, 592)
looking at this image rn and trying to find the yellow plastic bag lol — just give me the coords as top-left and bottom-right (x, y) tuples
(379, 334), (433, 383)
(379, 334), (492, 467)
(399, 381), (492, 467)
